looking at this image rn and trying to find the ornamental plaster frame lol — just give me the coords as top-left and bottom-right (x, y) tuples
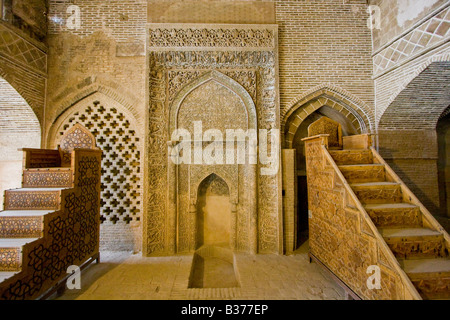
(144, 23), (282, 257)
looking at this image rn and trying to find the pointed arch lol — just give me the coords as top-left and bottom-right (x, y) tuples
(382, 53), (450, 125)
(282, 83), (373, 132)
(379, 57), (450, 130)
(197, 173), (230, 196)
(47, 91), (143, 148)
(283, 85), (372, 148)
(192, 169), (237, 205)
(0, 67), (42, 126)
(47, 77), (144, 138)
(169, 70), (257, 134)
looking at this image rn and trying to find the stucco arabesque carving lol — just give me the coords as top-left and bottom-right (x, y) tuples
(146, 24), (280, 255)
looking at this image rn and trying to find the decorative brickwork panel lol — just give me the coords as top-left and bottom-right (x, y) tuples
(373, 6), (450, 77)
(0, 24), (47, 75)
(149, 27), (275, 49)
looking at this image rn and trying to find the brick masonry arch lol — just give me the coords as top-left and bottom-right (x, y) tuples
(379, 58), (450, 130)
(284, 92), (371, 149)
(0, 67), (43, 127)
(282, 83), (374, 132)
(45, 76), (144, 145)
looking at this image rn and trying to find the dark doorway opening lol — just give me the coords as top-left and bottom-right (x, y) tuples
(291, 106), (359, 250)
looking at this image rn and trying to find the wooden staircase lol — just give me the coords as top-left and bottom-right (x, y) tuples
(0, 173), (71, 283)
(329, 147), (450, 300)
(0, 124), (102, 299)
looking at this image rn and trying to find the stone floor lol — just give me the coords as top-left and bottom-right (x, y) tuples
(55, 241), (345, 300)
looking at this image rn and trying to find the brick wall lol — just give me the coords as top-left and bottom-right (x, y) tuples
(370, 1), (450, 221)
(46, 0), (148, 252)
(44, 0), (378, 252)
(378, 129), (440, 212)
(48, 0), (147, 43)
(275, 0), (375, 121)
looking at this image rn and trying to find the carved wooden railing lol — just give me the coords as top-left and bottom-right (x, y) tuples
(303, 134), (424, 300)
(0, 147), (102, 300)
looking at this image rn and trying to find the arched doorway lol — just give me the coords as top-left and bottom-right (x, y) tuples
(282, 87), (372, 254)
(0, 76), (40, 210)
(196, 174), (232, 249)
(292, 107), (359, 248)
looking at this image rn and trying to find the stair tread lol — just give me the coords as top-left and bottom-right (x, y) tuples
(0, 272), (18, 283)
(351, 182), (400, 187)
(379, 228), (442, 238)
(0, 238), (39, 248)
(339, 164), (384, 168)
(8, 188), (67, 192)
(0, 210), (53, 217)
(25, 168), (71, 171)
(365, 203), (418, 210)
(399, 258), (450, 274)
(331, 149), (371, 152)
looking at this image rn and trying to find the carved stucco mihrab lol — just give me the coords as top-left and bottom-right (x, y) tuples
(145, 24), (280, 256)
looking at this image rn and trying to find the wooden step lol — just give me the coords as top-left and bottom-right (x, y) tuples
(0, 238), (38, 272)
(4, 188), (65, 211)
(0, 210), (51, 238)
(329, 149), (373, 165)
(339, 164), (386, 183)
(364, 203), (422, 228)
(23, 168), (73, 188)
(0, 272), (17, 283)
(351, 182), (403, 204)
(380, 228), (447, 260)
(399, 258), (450, 300)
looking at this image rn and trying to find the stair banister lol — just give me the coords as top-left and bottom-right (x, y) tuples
(303, 134), (422, 300)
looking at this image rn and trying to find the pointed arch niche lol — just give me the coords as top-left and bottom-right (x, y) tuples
(48, 92), (144, 252)
(282, 88), (371, 254)
(167, 71), (258, 255)
(196, 173), (231, 248)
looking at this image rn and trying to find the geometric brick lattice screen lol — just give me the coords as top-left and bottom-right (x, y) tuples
(56, 100), (142, 225)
